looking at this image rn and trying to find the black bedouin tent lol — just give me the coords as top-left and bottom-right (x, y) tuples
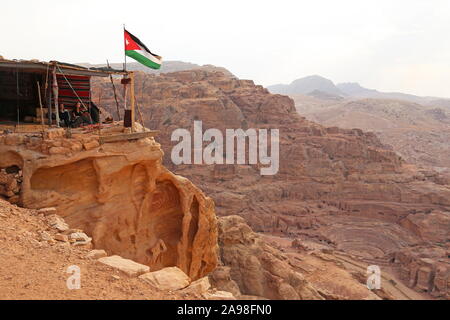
(0, 58), (126, 129)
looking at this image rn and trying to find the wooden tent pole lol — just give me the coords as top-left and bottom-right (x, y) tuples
(47, 81), (52, 127)
(15, 67), (20, 128)
(36, 81), (45, 128)
(52, 64), (60, 127)
(43, 63), (50, 128)
(130, 71), (136, 131)
(136, 100), (145, 128)
(106, 59), (121, 120)
(123, 81), (128, 110)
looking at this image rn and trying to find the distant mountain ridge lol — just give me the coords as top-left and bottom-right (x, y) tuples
(271, 74), (450, 170)
(268, 75), (450, 105)
(336, 82), (431, 104)
(268, 75), (344, 96)
(294, 96), (450, 169)
(336, 82), (378, 96)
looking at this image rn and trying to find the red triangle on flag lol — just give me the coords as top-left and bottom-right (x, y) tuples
(124, 31), (141, 51)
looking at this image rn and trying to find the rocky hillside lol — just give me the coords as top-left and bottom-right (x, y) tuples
(268, 75), (449, 105)
(269, 75), (450, 171)
(93, 70), (450, 299)
(213, 215), (398, 300)
(81, 61), (235, 78)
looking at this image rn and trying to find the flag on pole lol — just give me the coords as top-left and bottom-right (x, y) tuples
(124, 29), (162, 70)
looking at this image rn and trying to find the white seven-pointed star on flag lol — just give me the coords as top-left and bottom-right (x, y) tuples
(125, 39), (129, 45)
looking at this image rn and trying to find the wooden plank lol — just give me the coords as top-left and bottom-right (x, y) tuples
(3, 124), (46, 133)
(37, 81), (45, 127)
(99, 131), (159, 144)
(0, 61), (127, 77)
(17, 125), (46, 133)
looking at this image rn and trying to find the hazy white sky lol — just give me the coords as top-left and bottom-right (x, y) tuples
(1, 0), (450, 97)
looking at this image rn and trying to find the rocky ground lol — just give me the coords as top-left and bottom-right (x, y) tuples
(0, 167), (22, 205)
(0, 199), (188, 299)
(0, 198), (245, 300)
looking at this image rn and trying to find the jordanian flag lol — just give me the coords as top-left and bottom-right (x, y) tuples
(124, 29), (162, 70)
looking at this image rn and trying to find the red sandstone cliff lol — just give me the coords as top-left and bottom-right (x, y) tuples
(0, 125), (218, 281)
(92, 70), (450, 298)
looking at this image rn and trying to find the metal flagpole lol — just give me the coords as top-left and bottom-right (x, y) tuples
(122, 24), (128, 114)
(123, 24), (127, 72)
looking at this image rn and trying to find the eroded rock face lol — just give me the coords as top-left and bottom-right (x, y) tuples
(215, 215), (323, 300)
(0, 125), (218, 280)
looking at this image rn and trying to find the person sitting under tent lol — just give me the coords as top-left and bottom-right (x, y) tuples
(58, 103), (71, 127)
(71, 102), (93, 128)
(70, 102), (83, 128)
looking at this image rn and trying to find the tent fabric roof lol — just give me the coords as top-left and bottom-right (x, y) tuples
(0, 58), (127, 77)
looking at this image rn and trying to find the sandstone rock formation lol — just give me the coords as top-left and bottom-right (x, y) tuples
(98, 255), (150, 276)
(86, 249), (108, 259)
(203, 290), (236, 300)
(139, 267), (190, 290)
(0, 124), (218, 280)
(182, 277), (211, 295)
(92, 69), (449, 298)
